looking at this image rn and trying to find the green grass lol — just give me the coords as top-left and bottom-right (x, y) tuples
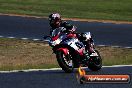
(0, 0), (132, 21)
(0, 38), (132, 71)
(97, 46), (132, 66)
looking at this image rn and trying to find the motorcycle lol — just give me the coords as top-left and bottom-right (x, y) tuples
(44, 27), (102, 73)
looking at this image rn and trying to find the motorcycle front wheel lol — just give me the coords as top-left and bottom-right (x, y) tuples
(56, 50), (74, 73)
(88, 50), (102, 71)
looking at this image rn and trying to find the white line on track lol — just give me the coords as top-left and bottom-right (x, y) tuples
(7, 37), (15, 39)
(32, 39), (41, 41)
(123, 46), (131, 49)
(0, 65), (132, 73)
(102, 64), (132, 67)
(0, 68), (62, 73)
(0, 36), (3, 38)
(97, 45), (107, 47)
(21, 38), (28, 40)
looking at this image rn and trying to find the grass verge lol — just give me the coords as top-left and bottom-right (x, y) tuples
(0, 38), (59, 71)
(0, 38), (132, 71)
(0, 0), (132, 22)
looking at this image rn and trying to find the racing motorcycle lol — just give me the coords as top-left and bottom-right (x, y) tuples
(44, 27), (102, 73)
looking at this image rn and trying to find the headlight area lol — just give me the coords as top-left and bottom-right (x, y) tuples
(50, 39), (61, 46)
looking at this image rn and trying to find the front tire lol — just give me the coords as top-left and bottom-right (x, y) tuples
(56, 50), (74, 73)
(88, 50), (102, 71)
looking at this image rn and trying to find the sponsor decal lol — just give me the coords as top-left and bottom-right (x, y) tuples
(77, 66), (130, 84)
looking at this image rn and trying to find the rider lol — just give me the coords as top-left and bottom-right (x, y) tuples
(49, 13), (76, 35)
(48, 13), (95, 56)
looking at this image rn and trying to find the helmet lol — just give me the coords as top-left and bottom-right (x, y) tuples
(48, 13), (61, 28)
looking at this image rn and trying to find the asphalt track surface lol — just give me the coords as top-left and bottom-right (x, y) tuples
(0, 15), (132, 88)
(0, 66), (132, 88)
(0, 15), (132, 47)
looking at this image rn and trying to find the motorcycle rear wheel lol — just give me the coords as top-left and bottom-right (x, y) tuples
(56, 50), (74, 73)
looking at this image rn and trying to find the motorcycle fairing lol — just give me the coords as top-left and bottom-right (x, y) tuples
(57, 48), (69, 55)
(62, 38), (85, 55)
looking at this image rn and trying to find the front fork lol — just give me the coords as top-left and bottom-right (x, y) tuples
(81, 39), (95, 64)
(85, 39), (95, 53)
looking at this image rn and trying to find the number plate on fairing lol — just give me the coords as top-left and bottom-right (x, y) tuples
(64, 38), (85, 52)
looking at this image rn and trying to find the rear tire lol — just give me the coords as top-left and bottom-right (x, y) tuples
(56, 50), (74, 73)
(88, 50), (102, 71)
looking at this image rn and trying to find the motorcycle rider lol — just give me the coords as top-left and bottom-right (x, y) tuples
(48, 13), (96, 56)
(49, 13), (75, 35)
